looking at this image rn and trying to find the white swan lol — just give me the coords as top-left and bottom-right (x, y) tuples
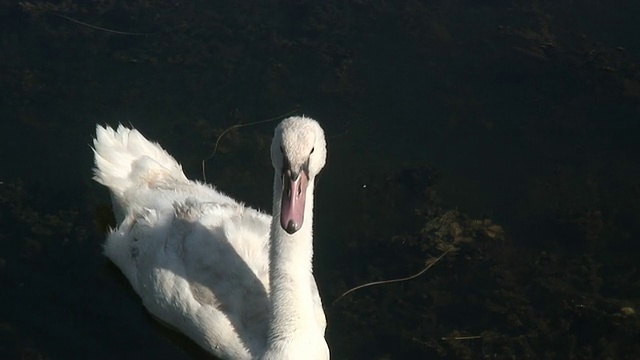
(92, 116), (329, 359)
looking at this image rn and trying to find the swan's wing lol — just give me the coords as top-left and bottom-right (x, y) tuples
(180, 200), (273, 349)
(94, 125), (273, 358)
(105, 195), (272, 359)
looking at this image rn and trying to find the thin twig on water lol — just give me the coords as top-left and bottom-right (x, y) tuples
(201, 107), (300, 182)
(332, 248), (452, 306)
(52, 13), (154, 36)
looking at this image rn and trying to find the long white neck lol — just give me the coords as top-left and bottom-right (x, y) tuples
(265, 174), (318, 350)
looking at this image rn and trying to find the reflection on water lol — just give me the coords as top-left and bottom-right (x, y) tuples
(2, 1), (640, 359)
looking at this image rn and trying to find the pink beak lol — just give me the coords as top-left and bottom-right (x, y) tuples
(280, 170), (309, 234)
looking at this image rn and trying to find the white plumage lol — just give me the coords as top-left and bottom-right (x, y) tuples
(93, 116), (329, 359)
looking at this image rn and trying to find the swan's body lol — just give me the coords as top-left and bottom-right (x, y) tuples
(92, 117), (329, 359)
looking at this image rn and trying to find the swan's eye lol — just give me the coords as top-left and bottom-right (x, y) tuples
(310, 147), (315, 154)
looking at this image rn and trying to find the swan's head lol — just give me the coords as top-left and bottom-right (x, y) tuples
(271, 116), (327, 234)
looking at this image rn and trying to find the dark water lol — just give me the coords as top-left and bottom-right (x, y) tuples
(2, 1), (640, 359)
